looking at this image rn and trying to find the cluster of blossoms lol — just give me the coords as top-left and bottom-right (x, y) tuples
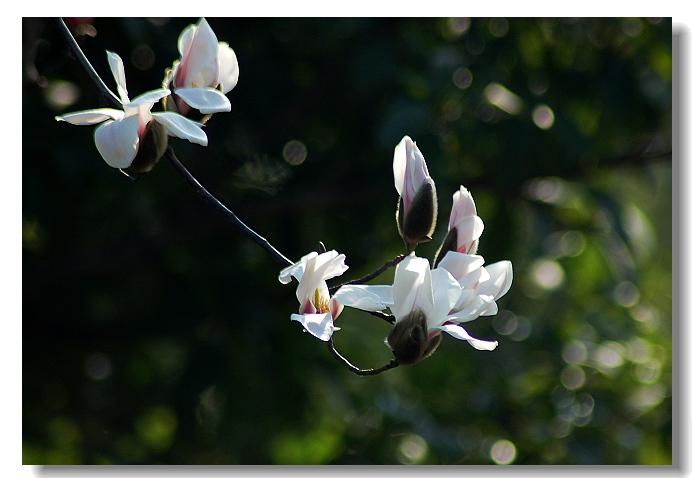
(55, 18), (512, 371)
(280, 136), (513, 366)
(56, 18), (238, 173)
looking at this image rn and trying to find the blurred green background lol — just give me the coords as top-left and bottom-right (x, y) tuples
(22, 17), (672, 465)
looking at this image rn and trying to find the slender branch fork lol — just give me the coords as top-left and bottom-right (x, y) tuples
(55, 17), (403, 376)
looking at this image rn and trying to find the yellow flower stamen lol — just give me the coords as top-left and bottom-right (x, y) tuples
(313, 288), (330, 314)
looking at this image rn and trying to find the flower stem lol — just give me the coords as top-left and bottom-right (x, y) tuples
(164, 147), (293, 268)
(329, 254), (406, 292)
(53, 18), (121, 109)
(327, 339), (399, 376)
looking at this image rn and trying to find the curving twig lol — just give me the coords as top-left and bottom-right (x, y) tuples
(327, 339), (399, 376)
(53, 18), (121, 109)
(165, 147), (293, 268)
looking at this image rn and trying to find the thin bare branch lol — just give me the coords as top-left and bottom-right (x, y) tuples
(327, 339), (399, 376)
(164, 147), (293, 268)
(53, 18), (121, 109)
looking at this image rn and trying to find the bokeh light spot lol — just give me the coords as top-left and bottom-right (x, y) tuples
(452, 66), (473, 89)
(562, 340), (588, 365)
(530, 258), (565, 290)
(84, 352), (112, 380)
(484, 82), (523, 115)
(397, 433), (428, 464)
(490, 439), (516, 464)
(613, 280), (640, 308)
(560, 365), (586, 390)
(131, 44), (155, 71)
(283, 140), (308, 165)
(488, 18), (510, 38)
(44, 80), (80, 111)
(532, 104), (555, 129)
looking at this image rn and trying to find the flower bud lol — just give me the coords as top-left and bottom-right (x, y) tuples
(128, 119), (168, 174)
(396, 178), (438, 252)
(433, 185), (484, 266)
(393, 136), (438, 252)
(385, 308), (444, 365)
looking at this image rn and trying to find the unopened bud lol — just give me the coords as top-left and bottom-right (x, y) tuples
(386, 307), (429, 365)
(129, 120), (168, 174)
(396, 178), (438, 253)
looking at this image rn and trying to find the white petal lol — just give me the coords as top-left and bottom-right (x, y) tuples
(313, 251), (348, 282)
(128, 88), (171, 108)
(436, 251), (485, 281)
(449, 294), (495, 323)
(152, 112), (208, 146)
(217, 43), (239, 94)
(429, 268), (462, 328)
(392, 255), (433, 320)
(477, 261), (513, 300)
(178, 18), (219, 88)
(93, 115), (141, 168)
(106, 50), (129, 103)
(454, 216), (485, 253)
(438, 323), (498, 351)
(392, 136), (409, 197)
(175, 87), (231, 113)
(291, 313), (334, 341)
(56, 108), (124, 125)
(332, 285), (393, 312)
(279, 260), (306, 284)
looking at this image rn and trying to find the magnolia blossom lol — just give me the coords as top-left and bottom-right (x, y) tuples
(434, 185), (485, 266)
(279, 250), (350, 341)
(163, 18), (239, 115)
(435, 251), (513, 324)
(393, 136), (438, 251)
(336, 253), (511, 364)
(56, 51), (207, 170)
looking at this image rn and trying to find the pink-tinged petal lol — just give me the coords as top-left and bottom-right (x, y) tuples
(291, 313), (334, 341)
(152, 112), (207, 146)
(56, 108), (124, 125)
(128, 88), (171, 108)
(438, 323), (498, 351)
(174, 87), (231, 113)
(448, 186), (477, 229)
(477, 260), (513, 300)
(392, 255), (433, 320)
(331, 299), (344, 320)
(332, 285), (393, 312)
(454, 216), (484, 253)
(106, 50), (129, 103)
(93, 115), (141, 168)
(177, 18), (219, 88)
(436, 251), (485, 281)
(217, 43), (239, 94)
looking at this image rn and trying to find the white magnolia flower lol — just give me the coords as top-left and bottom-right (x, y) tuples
(164, 18), (239, 115)
(56, 51), (207, 170)
(337, 253), (510, 364)
(279, 250), (350, 341)
(393, 136), (438, 251)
